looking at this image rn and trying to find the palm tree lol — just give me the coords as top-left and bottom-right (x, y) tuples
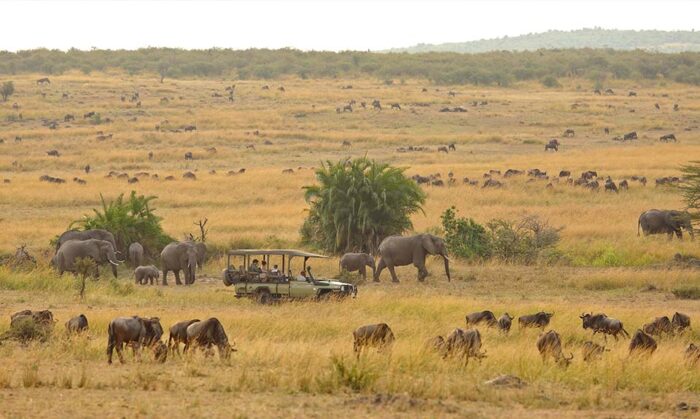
(302, 157), (425, 254)
(680, 161), (700, 226)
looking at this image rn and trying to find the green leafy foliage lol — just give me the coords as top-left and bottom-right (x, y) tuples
(680, 161), (700, 226)
(541, 75), (561, 88)
(70, 191), (174, 255)
(440, 207), (491, 261)
(1, 81), (14, 101)
(301, 158), (425, 254)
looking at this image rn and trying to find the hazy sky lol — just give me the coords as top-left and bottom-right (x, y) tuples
(1, 0), (698, 52)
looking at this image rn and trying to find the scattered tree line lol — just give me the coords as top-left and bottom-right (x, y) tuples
(3, 48), (700, 85)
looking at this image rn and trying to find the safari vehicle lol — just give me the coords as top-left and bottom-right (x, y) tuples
(222, 249), (357, 303)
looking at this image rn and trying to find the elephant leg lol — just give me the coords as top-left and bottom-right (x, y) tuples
(162, 270), (169, 285)
(359, 266), (366, 280)
(387, 265), (400, 283)
(374, 259), (386, 282)
(415, 262), (429, 282)
(174, 270), (182, 285)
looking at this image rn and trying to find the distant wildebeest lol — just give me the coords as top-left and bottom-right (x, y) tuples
(482, 179), (503, 189)
(581, 341), (608, 362)
(604, 127), (610, 134)
(623, 131), (637, 141)
(106, 316), (164, 364)
(619, 179), (629, 190)
(443, 328), (486, 365)
(184, 318), (234, 360)
(73, 177), (86, 185)
(563, 129), (575, 137)
(559, 170), (571, 177)
(674, 103), (680, 111)
(425, 335), (446, 355)
(465, 311), (498, 327)
(168, 319), (200, 355)
(64, 114), (75, 122)
(628, 329), (657, 356)
(342, 140), (351, 147)
(165, 175), (176, 181)
(36, 77), (50, 85)
(584, 180), (600, 191)
(630, 175), (647, 186)
(448, 143), (456, 151)
(134, 265), (159, 285)
(353, 323), (395, 357)
(83, 111), (95, 119)
(642, 316), (673, 336)
(282, 168), (294, 174)
(431, 179), (444, 187)
(65, 314), (89, 334)
(581, 170), (597, 180)
(184, 152), (193, 160)
(659, 133), (677, 142)
(518, 312), (553, 329)
(655, 103), (660, 110)
(594, 89), (601, 95)
(278, 86), (285, 92)
(46, 150), (60, 157)
(672, 312), (691, 333)
(448, 90), (456, 97)
(685, 343), (700, 366)
(605, 88), (614, 95)
(604, 178), (618, 193)
(437, 146), (449, 153)
(504, 169), (524, 177)
(497, 313), (514, 333)
(372, 100), (382, 110)
(628, 91), (637, 97)
(183, 171), (197, 180)
(390, 103), (401, 110)
(537, 330), (573, 367)
(127, 177), (138, 184)
(544, 139), (559, 151)
(579, 313), (629, 341)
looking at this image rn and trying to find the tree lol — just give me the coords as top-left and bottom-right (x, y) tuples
(157, 61), (170, 83)
(1, 81), (14, 102)
(301, 157), (425, 254)
(680, 161), (700, 226)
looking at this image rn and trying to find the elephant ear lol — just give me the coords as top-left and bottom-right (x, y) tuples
(422, 235), (438, 255)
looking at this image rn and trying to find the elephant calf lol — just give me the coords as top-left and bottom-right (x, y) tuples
(134, 265), (160, 285)
(339, 253), (375, 280)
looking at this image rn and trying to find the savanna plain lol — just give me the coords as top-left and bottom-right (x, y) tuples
(0, 73), (699, 418)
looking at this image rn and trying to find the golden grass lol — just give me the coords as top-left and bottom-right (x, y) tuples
(1, 73), (700, 416)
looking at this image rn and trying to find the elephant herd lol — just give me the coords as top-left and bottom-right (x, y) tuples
(354, 310), (698, 367)
(51, 228), (207, 285)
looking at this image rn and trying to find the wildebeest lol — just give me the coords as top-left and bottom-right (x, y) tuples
(167, 319), (201, 355)
(619, 179), (629, 190)
(437, 146), (449, 153)
(443, 328), (486, 365)
(581, 341), (608, 362)
(185, 318), (235, 360)
(642, 316), (673, 336)
(585, 180), (600, 191)
(630, 175), (647, 186)
(672, 312), (691, 333)
(372, 100), (382, 110)
(465, 310), (498, 327)
(685, 343), (700, 366)
(659, 133), (677, 142)
(36, 77), (50, 85)
(448, 143), (456, 151)
(184, 152), (193, 160)
(64, 114), (75, 122)
(604, 178), (618, 193)
(537, 330), (573, 366)
(628, 91), (637, 97)
(183, 125), (197, 132)
(482, 179), (503, 189)
(563, 129), (575, 137)
(83, 111), (96, 119)
(559, 170), (571, 178)
(390, 103), (401, 110)
(623, 131), (638, 141)
(628, 330), (657, 356)
(425, 335), (446, 355)
(498, 313), (514, 333)
(183, 171), (197, 180)
(65, 314), (89, 334)
(544, 139), (559, 151)
(504, 169), (524, 177)
(353, 323), (394, 357)
(518, 312), (554, 329)
(47, 150), (60, 157)
(106, 316), (164, 364)
(579, 313), (629, 341)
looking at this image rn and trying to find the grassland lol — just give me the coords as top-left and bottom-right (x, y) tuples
(0, 73), (699, 417)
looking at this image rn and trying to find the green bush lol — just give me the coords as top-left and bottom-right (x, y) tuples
(70, 191), (174, 255)
(302, 158), (425, 254)
(440, 207), (491, 261)
(672, 286), (700, 300)
(541, 75), (561, 88)
(330, 356), (376, 391)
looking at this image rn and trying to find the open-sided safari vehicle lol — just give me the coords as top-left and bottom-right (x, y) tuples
(222, 249), (357, 303)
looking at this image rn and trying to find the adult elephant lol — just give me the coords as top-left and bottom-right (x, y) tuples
(161, 242), (198, 285)
(56, 229), (117, 253)
(339, 253), (375, 280)
(55, 239), (121, 278)
(374, 234), (450, 283)
(638, 209), (694, 240)
(185, 241), (207, 269)
(128, 242), (144, 266)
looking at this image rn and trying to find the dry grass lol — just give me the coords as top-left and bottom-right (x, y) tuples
(0, 73), (700, 417)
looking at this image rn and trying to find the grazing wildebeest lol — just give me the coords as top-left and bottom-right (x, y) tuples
(465, 311), (498, 327)
(628, 91), (637, 97)
(559, 170), (571, 177)
(443, 328), (486, 365)
(581, 170), (597, 180)
(628, 330), (657, 356)
(544, 139), (559, 151)
(106, 316), (164, 364)
(390, 103), (401, 110)
(619, 179), (629, 190)
(282, 168), (294, 174)
(183, 125), (196, 132)
(563, 129), (575, 137)
(685, 343), (700, 366)
(482, 179), (503, 189)
(623, 131), (637, 141)
(655, 103), (660, 110)
(518, 312), (553, 329)
(605, 88), (614, 95)
(579, 313), (629, 341)
(585, 180), (600, 191)
(604, 127), (610, 134)
(372, 100), (382, 110)
(184, 152), (193, 160)
(581, 341), (608, 362)
(36, 77), (50, 85)
(630, 175), (647, 186)
(448, 143), (456, 151)
(83, 111), (95, 119)
(659, 133), (677, 142)
(537, 330), (573, 366)
(168, 319), (200, 355)
(437, 146), (449, 153)
(604, 178), (618, 193)
(497, 313), (514, 333)
(425, 335), (446, 355)
(504, 169), (524, 177)
(642, 316), (673, 336)
(64, 114), (75, 122)
(184, 318), (235, 360)
(674, 103), (680, 111)
(672, 312), (691, 333)
(353, 323), (394, 357)
(65, 314), (89, 334)
(47, 150), (60, 157)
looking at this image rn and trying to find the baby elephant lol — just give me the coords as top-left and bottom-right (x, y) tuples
(353, 323), (394, 357)
(339, 253), (375, 280)
(134, 265), (160, 285)
(65, 314), (89, 334)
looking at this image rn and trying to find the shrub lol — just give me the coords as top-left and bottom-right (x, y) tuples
(302, 157), (425, 254)
(487, 216), (562, 264)
(70, 191), (174, 255)
(1, 81), (14, 102)
(672, 286), (700, 300)
(541, 75), (561, 88)
(440, 207), (491, 261)
(330, 356), (376, 391)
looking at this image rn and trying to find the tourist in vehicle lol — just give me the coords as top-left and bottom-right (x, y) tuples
(270, 264), (279, 275)
(296, 269), (308, 282)
(249, 259), (262, 273)
(261, 260), (268, 272)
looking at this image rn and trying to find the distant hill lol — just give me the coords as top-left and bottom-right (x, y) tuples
(387, 28), (700, 53)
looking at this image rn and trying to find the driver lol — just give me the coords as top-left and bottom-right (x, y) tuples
(296, 269), (308, 282)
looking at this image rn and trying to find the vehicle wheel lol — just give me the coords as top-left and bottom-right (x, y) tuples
(223, 272), (233, 287)
(256, 289), (271, 305)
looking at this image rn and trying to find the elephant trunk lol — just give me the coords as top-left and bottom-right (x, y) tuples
(443, 255), (451, 282)
(369, 259), (376, 277)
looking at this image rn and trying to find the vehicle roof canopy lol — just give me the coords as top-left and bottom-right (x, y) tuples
(226, 249), (328, 259)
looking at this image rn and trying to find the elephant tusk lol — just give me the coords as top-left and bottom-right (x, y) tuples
(443, 256), (450, 261)
(109, 260), (119, 266)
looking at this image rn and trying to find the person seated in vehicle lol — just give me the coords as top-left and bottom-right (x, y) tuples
(261, 260), (268, 273)
(270, 264), (280, 275)
(249, 259), (262, 273)
(296, 269), (308, 282)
